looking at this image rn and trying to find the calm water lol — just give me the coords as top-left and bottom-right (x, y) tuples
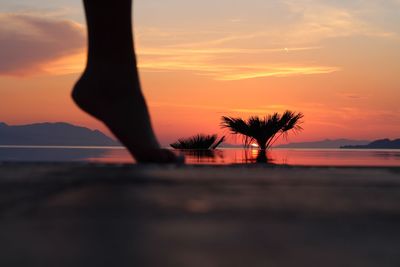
(0, 146), (400, 166)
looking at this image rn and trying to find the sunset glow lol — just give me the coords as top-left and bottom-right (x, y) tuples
(1, 0), (399, 146)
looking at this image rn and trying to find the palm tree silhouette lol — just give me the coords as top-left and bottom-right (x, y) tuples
(170, 134), (225, 150)
(221, 110), (303, 150)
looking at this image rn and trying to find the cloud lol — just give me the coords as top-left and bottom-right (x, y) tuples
(136, 44), (336, 80)
(338, 93), (369, 100)
(282, 1), (399, 43)
(137, 1), (398, 49)
(139, 58), (339, 81)
(133, 0), (398, 80)
(0, 13), (85, 76)
(215, 65), (339, 81)
(139, 46), (321, 56)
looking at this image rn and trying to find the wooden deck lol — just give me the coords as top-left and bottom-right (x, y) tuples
(1, 163), (400, 266)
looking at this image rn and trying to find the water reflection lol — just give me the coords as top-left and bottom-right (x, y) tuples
(0, 146), (111, 162)
(243, 149), (276, 165)
(175, 149), (274, 165)
(180, 148), (400, 166)
(177, 150), (224, 164)
(178, 149), (278, 165)
(371, 151), (400, 159)
(1, 146), (400, 166)
(177, 149), (281, 165)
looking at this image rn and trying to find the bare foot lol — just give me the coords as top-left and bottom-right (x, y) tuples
(72, 68), (179, 163)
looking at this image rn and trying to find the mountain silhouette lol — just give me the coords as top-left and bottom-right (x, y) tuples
(341, 139), (400, 149)
(0, 122), (120, 146)
(276, 139), (370, 149)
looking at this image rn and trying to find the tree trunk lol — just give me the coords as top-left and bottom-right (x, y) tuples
(257, 140), (267, 150)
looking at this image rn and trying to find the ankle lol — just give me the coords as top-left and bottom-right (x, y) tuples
(86, 55), (136, 70)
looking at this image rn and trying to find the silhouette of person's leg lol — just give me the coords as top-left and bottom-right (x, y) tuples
(73, 0), (177, 163)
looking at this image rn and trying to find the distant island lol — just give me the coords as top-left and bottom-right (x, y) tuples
(275, 139), (370, 149)
(0, 122), (120, 146)
(341, 139), (400, 149)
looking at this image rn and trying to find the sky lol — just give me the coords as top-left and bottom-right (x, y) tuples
(0, 0), (399, 146)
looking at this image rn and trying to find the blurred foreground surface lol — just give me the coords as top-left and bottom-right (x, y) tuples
(1, 163), (400, 266)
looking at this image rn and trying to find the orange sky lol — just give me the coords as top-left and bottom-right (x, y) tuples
(1, 1), (399, 146)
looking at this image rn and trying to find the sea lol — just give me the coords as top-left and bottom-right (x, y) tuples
(0, 146), (399, 166)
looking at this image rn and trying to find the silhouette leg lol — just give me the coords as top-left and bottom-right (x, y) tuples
(73, 0), (177, 163)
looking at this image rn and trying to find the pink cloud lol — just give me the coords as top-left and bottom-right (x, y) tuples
(0, 13), (85, 76)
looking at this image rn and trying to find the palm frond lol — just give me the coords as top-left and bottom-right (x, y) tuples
(211, 136), (226, 149)
(170, 134), (225, 150)
(221, 110), (304, 149)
